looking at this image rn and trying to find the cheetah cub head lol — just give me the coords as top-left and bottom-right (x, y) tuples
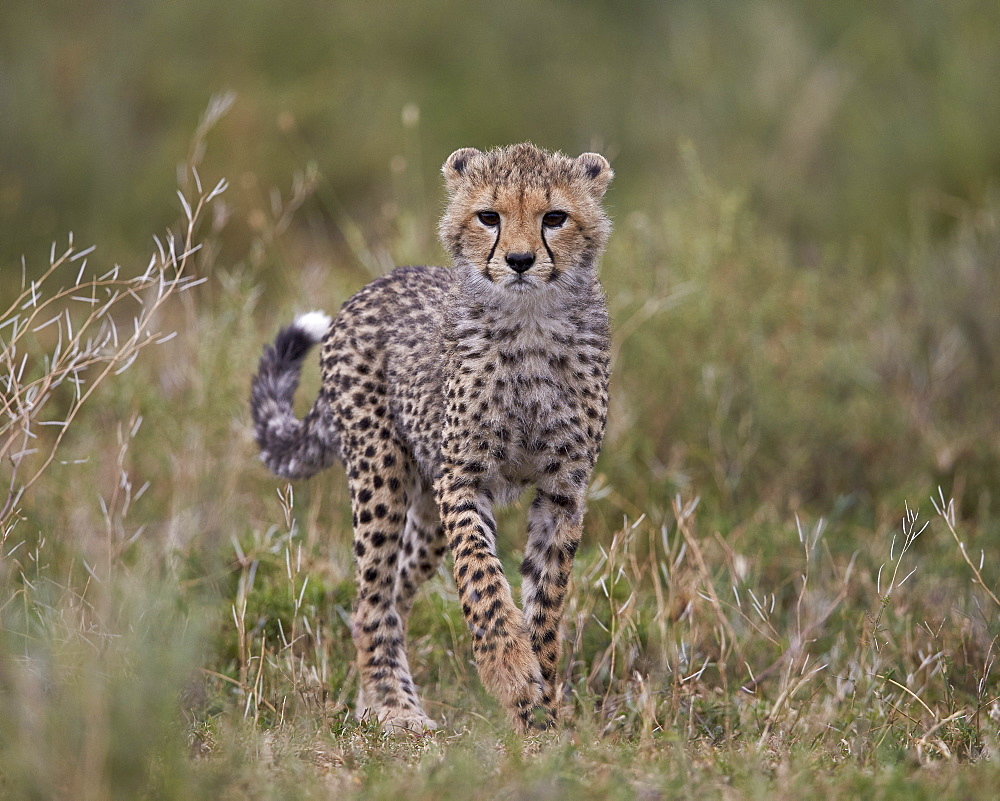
(438, 143), (613, 292)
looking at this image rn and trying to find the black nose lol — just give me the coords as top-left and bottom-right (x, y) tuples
(505, 252), (535, 273)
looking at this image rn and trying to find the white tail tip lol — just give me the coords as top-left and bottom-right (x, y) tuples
(294, 310), (332, 343)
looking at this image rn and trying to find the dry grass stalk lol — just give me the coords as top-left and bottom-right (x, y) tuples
(1, 96), (230, 530)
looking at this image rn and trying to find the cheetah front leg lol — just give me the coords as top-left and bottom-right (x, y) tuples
(436, 477), (545, 732)
(520, 488), (587, 726)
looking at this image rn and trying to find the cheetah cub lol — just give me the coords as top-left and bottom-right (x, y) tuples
(251, 143), (613, 733)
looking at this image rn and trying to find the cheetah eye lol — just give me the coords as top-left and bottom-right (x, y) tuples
(542, 211), (567, 228)
(477, 211), (501, 227)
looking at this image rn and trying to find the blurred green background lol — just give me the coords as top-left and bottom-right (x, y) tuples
(4, 0), (999, 265)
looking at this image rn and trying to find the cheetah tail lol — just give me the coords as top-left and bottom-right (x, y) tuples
(250, 311), (340, 479)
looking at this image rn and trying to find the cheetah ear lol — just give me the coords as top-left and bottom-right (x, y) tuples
(575, 152), (614, 199)
(442, 147), (482, 194)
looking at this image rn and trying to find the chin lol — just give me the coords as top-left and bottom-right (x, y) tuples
(501, 276), (535, 291)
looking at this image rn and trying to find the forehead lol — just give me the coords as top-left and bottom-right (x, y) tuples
(449, 144), (592, 214)
(476, 144), (574, 184)
(467, 182), (567, 214)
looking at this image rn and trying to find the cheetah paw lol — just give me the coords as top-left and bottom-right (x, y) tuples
(380, 710), (438, 736)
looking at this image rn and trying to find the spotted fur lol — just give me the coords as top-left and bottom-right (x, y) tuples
(250, 143), (613, 733)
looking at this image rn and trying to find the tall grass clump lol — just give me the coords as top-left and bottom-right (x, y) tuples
(605, 151), (1000, 523)
(0, 98), (231, 800)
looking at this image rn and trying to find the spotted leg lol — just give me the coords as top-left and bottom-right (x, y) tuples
(394, 486), (448, 626)
(349, 451), (435, 733)
(435, 476), (544, 732)
(520, 487), (587, 726)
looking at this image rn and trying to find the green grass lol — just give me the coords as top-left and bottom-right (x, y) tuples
(3, 2), (1000, 798)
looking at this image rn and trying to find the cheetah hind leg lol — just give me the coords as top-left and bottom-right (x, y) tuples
(354, 488), (445, 734)
(354, 686), (436, 735)
(349, 459), (436, 734)
(394, 487), (448, 629)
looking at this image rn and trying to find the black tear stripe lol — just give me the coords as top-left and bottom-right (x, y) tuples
(452, 224), (466, 257)
(540, 228), (558, 282)
(484, 226), (501, 281)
